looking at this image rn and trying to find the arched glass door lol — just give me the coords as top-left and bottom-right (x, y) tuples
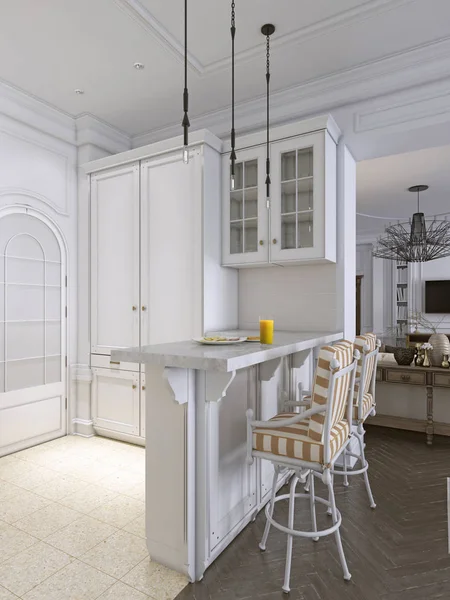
(0, 210), (66, 454)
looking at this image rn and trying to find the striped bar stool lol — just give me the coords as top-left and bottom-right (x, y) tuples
(246, 341), (359, 593)
(332, 333), (381, 508)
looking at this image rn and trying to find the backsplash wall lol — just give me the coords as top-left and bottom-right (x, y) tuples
(238, 264), (337, 332)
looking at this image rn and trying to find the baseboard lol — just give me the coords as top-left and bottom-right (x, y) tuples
(367, 414), (450, 437)
(94, 426), (145, 447)
(72, 418), (95, 437)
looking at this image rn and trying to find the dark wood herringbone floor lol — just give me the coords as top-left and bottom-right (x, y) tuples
(176, 427), (450, 600)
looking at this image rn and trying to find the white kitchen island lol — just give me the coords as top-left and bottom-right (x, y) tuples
(112, 330), (342, 581)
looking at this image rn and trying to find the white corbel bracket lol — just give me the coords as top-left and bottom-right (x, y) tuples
(205, 370), (236, 402)
(292, 350), (311, 369)
(163, 367), (191, 405)
(259, 358), (282, 382)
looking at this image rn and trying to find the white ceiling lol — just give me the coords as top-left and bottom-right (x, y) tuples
(357, 144), (450, 238)
(1, 0), (450, 136)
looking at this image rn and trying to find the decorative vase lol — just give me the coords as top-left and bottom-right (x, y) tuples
(415, 349), (425, 367)
(423, 349), (431, 368)
(393, 347), (415, 366)
(442, 354), (450, 369)
(428, 333), (450, 367)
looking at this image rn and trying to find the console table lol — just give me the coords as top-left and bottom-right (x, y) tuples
(374, 361), (450, 445)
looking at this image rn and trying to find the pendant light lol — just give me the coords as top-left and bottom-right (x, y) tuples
(182, 0), (190, 164)
(261, 24), (275, 208)
(230, 0), (237, 190)
(372, 185), (450, 262)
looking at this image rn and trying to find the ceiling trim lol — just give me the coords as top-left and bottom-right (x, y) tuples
(75, 114), (131, 154)
(114, 0), (203, 74)
(115, 0), (416, 77)
(132, 35), (450, 148)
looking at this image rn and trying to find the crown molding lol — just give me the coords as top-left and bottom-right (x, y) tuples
(75, 114), (131, 154)
(116, 0), (415, 77)
(132, 35), (450, 148)
(0, 78), (76, 145)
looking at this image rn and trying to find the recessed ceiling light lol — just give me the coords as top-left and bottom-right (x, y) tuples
(74, 89), (84, 95)
(134, 62), (145, 70)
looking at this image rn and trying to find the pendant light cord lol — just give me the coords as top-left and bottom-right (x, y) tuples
(265, 33), (271, 201)
(182, 0), (190, 149)
(230, 1), (236, 180)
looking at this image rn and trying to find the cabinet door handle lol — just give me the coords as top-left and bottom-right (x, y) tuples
(132, 384), (137, 389)
(141, 306), (147, 311)
(110, 360), (120, 365)
(142, 385), (146, 391)
(272, 238), (277, 244)
(400, 374), (410, 381)
(132, 306), (137, 311)
(259, 240), (264, 246)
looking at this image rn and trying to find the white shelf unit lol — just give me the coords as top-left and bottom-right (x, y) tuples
(395, 261), (409, 343)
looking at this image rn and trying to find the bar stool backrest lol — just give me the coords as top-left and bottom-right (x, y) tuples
(308, 340), (354, 444)
(354, 333), (378, 396)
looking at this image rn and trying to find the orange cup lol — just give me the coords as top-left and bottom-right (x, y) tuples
(260, 319), (274, 344)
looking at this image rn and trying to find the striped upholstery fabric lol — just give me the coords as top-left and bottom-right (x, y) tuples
(253, 414), (349, 464)
(308, 340), (354, 443)
(352, 392), (373, 421)
(354, 333), (377, 395)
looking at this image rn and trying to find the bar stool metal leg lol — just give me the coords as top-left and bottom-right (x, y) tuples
(283, 474), (299, 593)
(357, 432), (376, 509)
(309, 472), (319, 542)
(327, 477), (351, 581)
(342, 447), (349, 487)
(259, 466), (279, 551)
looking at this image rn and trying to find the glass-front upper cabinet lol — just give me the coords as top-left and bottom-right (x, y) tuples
(270, 131), (336, 264)
(222, 146), (269, 266)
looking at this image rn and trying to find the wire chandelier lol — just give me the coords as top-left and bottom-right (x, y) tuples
(372, 185), (450, 262)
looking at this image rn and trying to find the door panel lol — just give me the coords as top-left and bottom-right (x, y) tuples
(91, 164), (140, 354)
(0, 211), (66, 456)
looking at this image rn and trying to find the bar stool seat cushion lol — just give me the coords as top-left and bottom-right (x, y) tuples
(253, 413), (349, 464)
(352, 391), (374, 421)
(354, 333), (377, 395)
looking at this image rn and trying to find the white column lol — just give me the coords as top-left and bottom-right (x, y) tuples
(72, 144), (112, 435)
(336, 143), (356, 340)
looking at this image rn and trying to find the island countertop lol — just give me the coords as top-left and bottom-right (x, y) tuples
(111, 330), (343, 372)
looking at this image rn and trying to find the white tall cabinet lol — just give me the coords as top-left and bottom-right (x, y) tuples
(86, 131), (238, 444)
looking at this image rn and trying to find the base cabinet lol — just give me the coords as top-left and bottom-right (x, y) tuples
(92, 367), (145, 443)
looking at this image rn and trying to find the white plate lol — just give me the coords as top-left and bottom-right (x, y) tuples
(193, 337), (247, 345)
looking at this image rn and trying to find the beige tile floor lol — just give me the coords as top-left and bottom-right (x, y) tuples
(0, 435), (188, 600)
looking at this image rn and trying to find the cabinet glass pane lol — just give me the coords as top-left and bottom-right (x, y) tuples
(46, 262), (61, 286)
(230, 222), (243, 254)
(234, 163), (243, 190)
(230, 191), (243, 220)
(281, 151), (296, 181)
(298, 147), (313, 178)
(6, 321), (44, 360)
(245, 160), (257, 188)
(298, 212), (314, 248)
(6, 357), (45, 392)
(5, 257), (44, 286)
(244, 219), (258, 253)
(6, 284), (44, 321)
(297, 178), (314, 212)
(46, 355), (61, 384)
(46, 321), (61, 356)
(281, 214), (296, 250)
(244, 187), (258, 219)
(281, 181), (296, 214)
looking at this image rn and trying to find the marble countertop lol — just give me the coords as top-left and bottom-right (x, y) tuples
(111, 330), (343, 372)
